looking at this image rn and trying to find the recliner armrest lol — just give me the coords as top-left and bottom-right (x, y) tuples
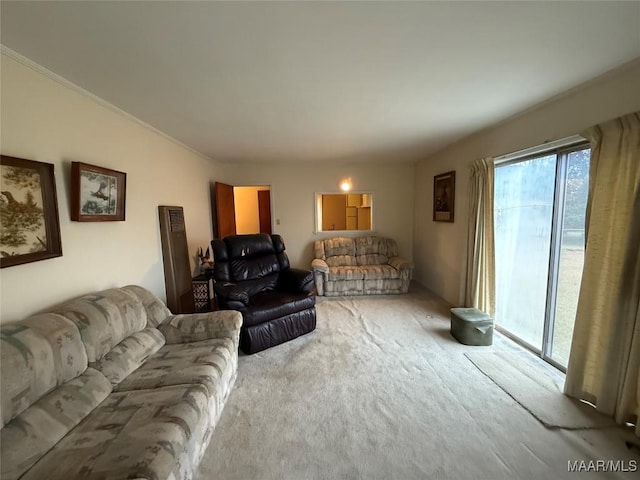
(158, 310), (243, 345)
(280, 267), (314, 294)
(214, 282), (250, 305)
(389, 256), (412, 272)
(311, 258), (329, 274)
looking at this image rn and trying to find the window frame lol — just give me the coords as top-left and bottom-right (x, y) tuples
(314, 191), (375, 234)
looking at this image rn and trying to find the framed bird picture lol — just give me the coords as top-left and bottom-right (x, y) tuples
(71, 162), (126, 221)
(0, 155), (62, 268)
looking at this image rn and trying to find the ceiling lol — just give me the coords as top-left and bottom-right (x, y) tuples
(1, 1), (639, 164)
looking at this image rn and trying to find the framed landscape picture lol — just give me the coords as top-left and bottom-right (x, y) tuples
(0, 155), (63, 268)
(433, 170), (455, 222)
(71, 162), (126, 221)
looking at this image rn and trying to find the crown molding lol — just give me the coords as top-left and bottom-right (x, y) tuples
(1, 45), (214, 162)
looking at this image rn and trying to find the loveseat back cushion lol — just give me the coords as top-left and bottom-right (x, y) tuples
(0, 368), (112, 480)
(355, 237), (398, 266)
(1, 314), (88, 428)
(54, 287), (148, 363)
(121, 285), (172, 327)
(90, 327), (166, 386)
(315, 237), (358, 267)
(317, 237), (355, 258)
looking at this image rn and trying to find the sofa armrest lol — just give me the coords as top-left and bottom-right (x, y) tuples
(280, 267), (314, 294)
(389, 256), (412, 272)
(311, 259), (328, 296)
(159, 310), (243, 345)
(213, 282), (250, 306)
(311, 258), (329, 274)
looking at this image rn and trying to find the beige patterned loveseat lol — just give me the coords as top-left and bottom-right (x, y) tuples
(312, 236), (412, 296)
(0, 285), (242, 480)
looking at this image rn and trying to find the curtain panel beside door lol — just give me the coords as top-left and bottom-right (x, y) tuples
(564, 112), (640, 436)
(464, 157), (495, 317)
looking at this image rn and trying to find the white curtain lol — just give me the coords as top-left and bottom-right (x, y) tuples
(464, 158), (495, 316)
(564, 112), (640, 436)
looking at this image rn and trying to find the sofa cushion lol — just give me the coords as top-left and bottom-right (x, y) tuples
(243, 291), (316, 326)
(355, 236), (398, 257)
(326, 254), (358, 267)
(327, 266), (365, 281)
(121, 285), (172, 327)
(0, 368), (112, 480)
(159, 310), (242, 344)
(90, 327), (166, 386)
(113, 338), (236, 398)
(316, 237), (355, 259)
(55, 287), (148, 363)
(1, 314), (88, 427)
(19, 384), (210, 480)
(114, 338), (237, 432)
(357, 253), (389, 266)
(361, 264), (401, 280)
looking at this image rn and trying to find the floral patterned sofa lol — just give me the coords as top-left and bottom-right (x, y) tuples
(0, 285), (242, 480)
(311, 236), (413, 296)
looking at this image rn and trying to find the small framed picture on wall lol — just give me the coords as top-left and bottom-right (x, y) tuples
(433, 170), (455, 222)
(71, 162), (126, 221)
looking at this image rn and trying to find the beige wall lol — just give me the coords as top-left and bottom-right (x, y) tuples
(0, 54), (220, 322)
(6, 49), (635, 322)
(413, 60), (640, 306)
(219, 162), (415, 268)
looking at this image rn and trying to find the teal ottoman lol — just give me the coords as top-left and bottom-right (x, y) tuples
(450, 307), (493, 346)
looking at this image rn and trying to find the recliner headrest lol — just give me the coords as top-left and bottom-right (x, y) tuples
(224, 234), (275, 260)
(271, 234), (285, 254)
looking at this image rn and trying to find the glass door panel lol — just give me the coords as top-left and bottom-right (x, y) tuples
(494, 155), (557, 350)
(550, 149), (590, 366)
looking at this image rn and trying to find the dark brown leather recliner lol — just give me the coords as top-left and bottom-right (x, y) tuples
(211, 234), (316, 354)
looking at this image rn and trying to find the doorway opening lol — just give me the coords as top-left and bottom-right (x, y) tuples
(211, 182), (272, 239)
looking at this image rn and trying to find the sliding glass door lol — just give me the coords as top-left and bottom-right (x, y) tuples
(494, 155), (555, 350)
(549, 148), (590, 366)
(494, 145), (589, 369)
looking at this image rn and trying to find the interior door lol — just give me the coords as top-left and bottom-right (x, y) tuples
(213, 181), (236, 239)
(258, 189), (272, 234)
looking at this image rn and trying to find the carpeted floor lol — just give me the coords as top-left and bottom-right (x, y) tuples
(465, 350), (617, 430)
(196, 286), (639, 479)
